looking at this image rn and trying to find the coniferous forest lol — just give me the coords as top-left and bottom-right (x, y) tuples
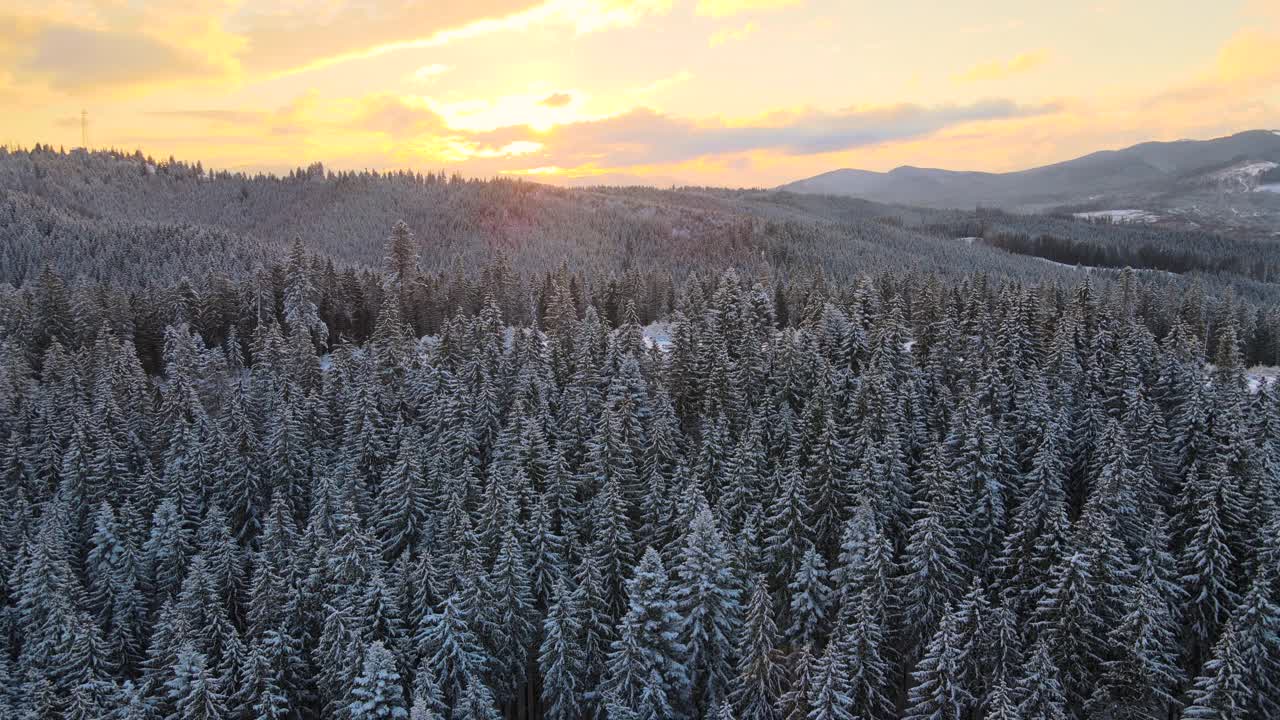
(2, 151), (1280, 720)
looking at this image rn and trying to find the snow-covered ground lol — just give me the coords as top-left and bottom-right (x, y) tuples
(1211, 161), (1277, 181)
(1247, 365), (1280, 394)
(643, 321), (673, 352)
(1030, 256), (1177, 279)
(956, 236), (979, 245)
(1073, 209), (1159, 223)
(1210, 161), (1279, 192)
(1035, 257), (1089, 271)
(1257, 184), (1280, 194)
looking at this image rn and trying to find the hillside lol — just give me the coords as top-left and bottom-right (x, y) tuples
(5, 143), (1280, 312)
(0, 145), (1099, 287)
(781, 130), (1280, 236)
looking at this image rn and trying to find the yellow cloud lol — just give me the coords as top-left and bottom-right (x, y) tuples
(696, 0), (801, 18)
(955, 50), (1050, 83)
(709, 22), (757, 47)
(412, 64), (452, 82)
(265, 0), (672, 79)
(1212, 29), (1280, 85)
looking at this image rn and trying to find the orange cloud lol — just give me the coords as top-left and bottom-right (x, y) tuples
(955, 50), (1050, 83)
(0, 6), (242, 95)
(540, 92), (574, 107)
(349, 96), (449, 139)
(21, 23), (234, 92)
(462, 100), (1057, 170)
(233, 0), (542, 75)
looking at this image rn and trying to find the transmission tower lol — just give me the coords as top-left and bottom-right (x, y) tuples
(81, 109), (88, 149)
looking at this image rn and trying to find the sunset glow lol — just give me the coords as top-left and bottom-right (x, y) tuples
(3, 0), (1278, 185)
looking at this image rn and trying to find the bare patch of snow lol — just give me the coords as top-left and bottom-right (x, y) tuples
(1030, 257), (1176, 278)
(1035, 257), (1089, 271)
(1211, 161), (1278, 181)
(956, 236), (980, 245)
(1073, 209), (1158, 224)
(1210, 161), (1279, 192)
(1257, 184), (1280, 194)
(1247, 365), (1280, 394)
(643, 322), (673, 352)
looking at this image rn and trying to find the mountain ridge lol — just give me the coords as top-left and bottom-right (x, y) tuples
(779, 129), (1280, 211)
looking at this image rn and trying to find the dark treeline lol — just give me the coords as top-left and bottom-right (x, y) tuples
(921, 208), (1280, 287)
(980, 230), (1279, 285)
(1, 225), (1279, 720)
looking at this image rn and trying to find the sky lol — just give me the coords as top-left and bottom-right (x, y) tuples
(2, 0), (1279, 187)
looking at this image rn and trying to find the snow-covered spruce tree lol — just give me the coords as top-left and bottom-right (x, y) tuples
(831, 589), (894, 720)
(674, 506), (742, 714)
(486, 522), (537, 701)
(348, 641), (409, 719)
(602, 548), (689, 719)
(1032, 548), (1105, 718)
(1010, 639), (1066, 720)
(1180, 621), (1250, 720)
(805, 640), (852, 720)
(733, 574), (782, 720)
(899, 444), (967, 655)
(415, 590), (488, 707)
(903, 607), (973, 720)
(1095, 572), (1184, 719)
(785, 547), (831, 654)
(165, 645), (229, 720)
(377, 423), (428, 561)
(540, 578), (585, 720)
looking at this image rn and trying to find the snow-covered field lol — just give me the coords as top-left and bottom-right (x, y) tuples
(1073, 209), (1159, 223)
(1257, 184), (1280, 194)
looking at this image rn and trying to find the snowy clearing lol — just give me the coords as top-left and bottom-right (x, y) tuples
(643, 321), (674, 352)
(1210, 161), (1278, 181)
(1247, 365), (1280, 394)
(1257, 184), (1280, 194)
(1072, 209), (1159, 223)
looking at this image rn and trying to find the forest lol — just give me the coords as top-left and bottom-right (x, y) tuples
(1, 223), (1279, 719)
(7, 145), (1280, 306)
(0, 145), (1279, 720)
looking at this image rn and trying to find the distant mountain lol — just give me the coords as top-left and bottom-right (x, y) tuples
(780, 130), (1280, 211)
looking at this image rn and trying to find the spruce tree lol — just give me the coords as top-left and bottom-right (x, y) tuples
(603, 548), (689, 719)
(733, 575), (782, 720)
(674, 506), (742, 714)
(540, 578), (585, 720)
(903, 608), (972, 720)
(347, 642), (409, 720)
